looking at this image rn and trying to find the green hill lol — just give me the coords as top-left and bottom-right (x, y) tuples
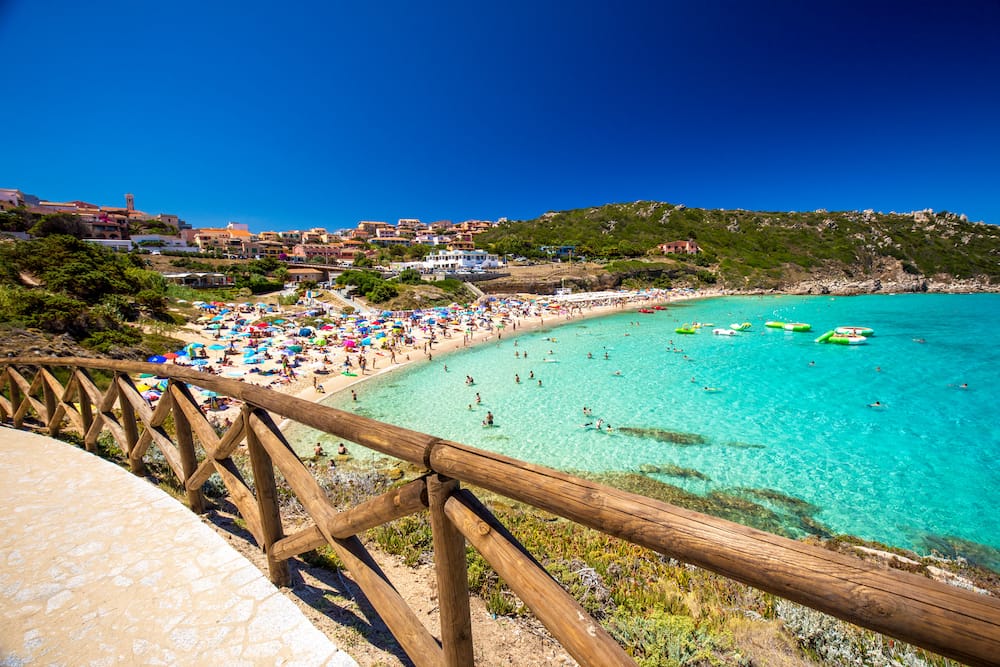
(477, 202), (1000, 291)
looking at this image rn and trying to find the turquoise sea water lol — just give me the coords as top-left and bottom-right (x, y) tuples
(288, 294), (1000, 566)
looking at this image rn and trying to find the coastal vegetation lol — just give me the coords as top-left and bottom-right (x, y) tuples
(476, 201), (1000, 290)
(0, 235), (176, 354)
(335, 268), (475, 308)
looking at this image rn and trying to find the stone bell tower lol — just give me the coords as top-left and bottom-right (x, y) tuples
(125, 193), (134, 212)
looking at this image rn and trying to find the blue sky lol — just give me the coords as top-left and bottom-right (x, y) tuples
(2, 1), (998, 232)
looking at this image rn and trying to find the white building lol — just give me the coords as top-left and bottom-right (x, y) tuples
(423, 249), (502, 272)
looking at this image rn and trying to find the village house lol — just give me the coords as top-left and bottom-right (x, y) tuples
(657, 240), (701, 255)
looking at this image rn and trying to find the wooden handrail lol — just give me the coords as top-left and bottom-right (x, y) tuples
(3, 357), (1000, 666)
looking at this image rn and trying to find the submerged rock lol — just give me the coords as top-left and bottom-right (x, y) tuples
(617, 427), (708, 446)
(736, 487), (820, 516)
(657, 463), (711, 480)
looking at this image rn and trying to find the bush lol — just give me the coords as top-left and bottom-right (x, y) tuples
(366, 282), (398, 303)
(397, 268), (423, 284)
(81, 327), (143, 353)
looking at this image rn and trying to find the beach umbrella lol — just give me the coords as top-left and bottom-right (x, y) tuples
(191, 359), (209, 366)
(136, 383), (151, 392)
(286, 344), (303, 352)
(141, 390), (161, 401)
(208, 343), (226, 350)
(361, 337), (372, 346)
(298, 327), (312, 336)
(224, 370), (245, 378)
(147, 355), (167, 363)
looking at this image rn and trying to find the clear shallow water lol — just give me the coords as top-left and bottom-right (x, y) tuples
(288, 294), (1000, 565)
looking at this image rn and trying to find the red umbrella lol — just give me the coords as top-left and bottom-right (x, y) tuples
(163, 352), (179, 359)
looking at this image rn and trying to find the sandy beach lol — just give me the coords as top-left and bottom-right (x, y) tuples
(161, 288), (707, 430)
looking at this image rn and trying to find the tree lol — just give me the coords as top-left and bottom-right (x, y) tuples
(353, 251), (373, 268)
(397, 268), (423, 284)
(0, 207), (37, 233)
(366, 282), (398, 303)
(29, 213), (88, 238)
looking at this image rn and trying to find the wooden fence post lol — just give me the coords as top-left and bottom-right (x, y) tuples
(42, 374), (58, 436)
(427, 475), (474, 667)
(170, 381), (205, 513)
(445, 489), (635, 667)
(10, 370), (23, 428)
(245, 408), (290, 587)
(116, 373), (142, 474)
(76, 370), (95, 450)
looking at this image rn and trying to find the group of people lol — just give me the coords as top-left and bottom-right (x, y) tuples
(313, 442), (348, 458)
(581, 407), (613, 432)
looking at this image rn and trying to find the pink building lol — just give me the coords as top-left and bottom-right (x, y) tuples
(657, 240), (700, 255)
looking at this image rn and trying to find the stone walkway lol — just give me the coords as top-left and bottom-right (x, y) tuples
(0, 427), (357, 666)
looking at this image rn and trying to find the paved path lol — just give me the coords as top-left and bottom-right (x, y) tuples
(0, 427), (357, 666)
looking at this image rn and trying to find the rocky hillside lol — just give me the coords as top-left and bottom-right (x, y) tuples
(476, 202), (1000, 293)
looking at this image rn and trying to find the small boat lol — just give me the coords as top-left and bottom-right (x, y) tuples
(652, 305), (666, 310)
(638, 308), (654, 314)
(675, 325), (697, 334)
(713, 328), (737, 336)
(783, 322), (812, 332)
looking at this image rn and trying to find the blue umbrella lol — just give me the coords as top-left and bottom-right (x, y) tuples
(208, 344), (226, 350)
(191, 359), (209, 366)
(147, 355), (166, 363)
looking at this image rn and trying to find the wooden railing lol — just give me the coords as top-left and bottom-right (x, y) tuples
(1, 356), (998, 667)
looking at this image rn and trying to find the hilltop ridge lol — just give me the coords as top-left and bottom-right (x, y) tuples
(476, 201), (1000, 293)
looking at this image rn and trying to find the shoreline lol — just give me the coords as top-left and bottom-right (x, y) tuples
(173, 288), (713, 430)
(174, 287), (995, 431)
